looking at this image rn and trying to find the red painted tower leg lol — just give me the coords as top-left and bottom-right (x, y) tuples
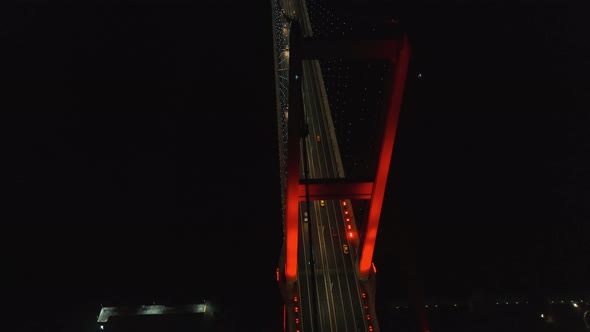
(285, 21), (304, 284)
(359, 34), (411, 280)
(285, 134), (300, 284)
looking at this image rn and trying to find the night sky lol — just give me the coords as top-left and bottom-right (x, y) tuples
(2, 0), (589, 331)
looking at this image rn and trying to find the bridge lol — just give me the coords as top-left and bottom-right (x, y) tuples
(270, 1), (424, 331)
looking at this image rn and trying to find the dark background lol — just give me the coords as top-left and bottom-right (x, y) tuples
(2, 0), (589, 331)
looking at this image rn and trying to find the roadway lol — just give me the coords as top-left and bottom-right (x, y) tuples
(274, 0), (370, 330)
(293, 2), (369, 331)
(296, 61), (368, 331)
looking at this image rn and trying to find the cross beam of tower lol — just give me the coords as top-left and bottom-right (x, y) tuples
(284, 20), (411, 284)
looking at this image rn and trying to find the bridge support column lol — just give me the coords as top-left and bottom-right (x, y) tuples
(297, 29), (412, 281)
(284, 20), (304, 285)
(281, 19), (414, 331)
(359, 33), (411, 280)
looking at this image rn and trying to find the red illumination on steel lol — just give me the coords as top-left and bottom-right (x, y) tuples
(284, 22), (303, 283)
(294, 296), (298, 302)
(276, 268), (280, 282)
(283, 305), (286, 332)
(372, 262), (377, 273)
(285, 185), (299, 283)
(280, 34), (411, 332)
(359, 33), (411, 279)
(297, 182), (373, 200)
(347, 224), (352, 230)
